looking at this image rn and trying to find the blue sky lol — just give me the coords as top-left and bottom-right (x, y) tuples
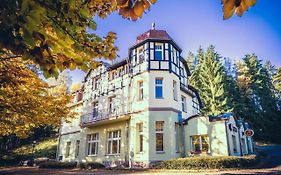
(70, 0), (281, 83)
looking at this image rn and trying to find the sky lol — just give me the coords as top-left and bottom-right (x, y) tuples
(70, 0), (281, 84)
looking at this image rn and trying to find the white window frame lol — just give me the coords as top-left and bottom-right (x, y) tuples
(137, 123), (144, 153)
(87, 133), (99, 156)
(93, 101), (99, 119)
(190, 135), (209, 153)
(155, 78), (163, 98)
(155, 43), (163, 60)
(75, 140), (80, 158)
(65, 141), (71, 158)
(155, 121), (164, 152)
(192, 97), (200, 114)
(107, 130), (121, 155)
(109, 96), (116, 114)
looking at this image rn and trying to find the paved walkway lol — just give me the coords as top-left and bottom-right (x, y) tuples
(1, 145), (281, 175)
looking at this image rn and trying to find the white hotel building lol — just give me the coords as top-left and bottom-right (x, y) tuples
(57, 28), (254, 167)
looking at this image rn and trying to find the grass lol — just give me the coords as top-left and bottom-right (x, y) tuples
(0, 138), (57, 167)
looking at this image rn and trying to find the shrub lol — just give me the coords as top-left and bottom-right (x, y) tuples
(79, 162), (105, 169)
(39, 161), (77, 169)
(152, 155), (257, 170)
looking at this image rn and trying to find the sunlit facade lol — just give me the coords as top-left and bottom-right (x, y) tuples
(57, 28), (254, 168)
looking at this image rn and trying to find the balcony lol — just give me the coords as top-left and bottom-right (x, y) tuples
(81, 105), (130, 127)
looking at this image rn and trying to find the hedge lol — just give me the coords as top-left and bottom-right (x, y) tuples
(39, 161), (77, 169)
(152, 155), (257, 170)
(79, 162), (105, 169)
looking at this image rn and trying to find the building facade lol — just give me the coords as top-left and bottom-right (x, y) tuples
(57, 28), (253, 167)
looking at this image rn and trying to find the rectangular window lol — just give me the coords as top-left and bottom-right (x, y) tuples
(65, 141), (71, 158)
(138, 81), (144, 101)
(155, 78), (163, 98)
(155, 43), (163, 60)
(191, 135), (209, 153)
(173, 80), (177, 101)
(137, 123), (144, 153)
(181, 96), (187, 112)
(87, 133), (99, 156)
(75, 140), (80, 158)
(109, 96), (116, 114)
(156, 121), (164, 152)
(192, 97), (200, 114)
(93, 102), (98, 119)
(175, 123), (180, 152)
(232, 135), (237, 153)
(137, 46), (145, 64)
(107, 130), (121, 155)
(93, 77), (99, 90)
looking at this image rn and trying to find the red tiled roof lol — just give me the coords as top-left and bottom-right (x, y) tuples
(136, 29), (172, 44)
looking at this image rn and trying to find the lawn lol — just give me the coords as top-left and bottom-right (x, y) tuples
(0, 138), (57, 167)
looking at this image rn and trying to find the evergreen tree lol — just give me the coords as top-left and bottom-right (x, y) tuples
(189, 46), (230, 115)
(274, 67), (281, 92)
(236, 54), (281, 142)
(222, 58), (240, 115)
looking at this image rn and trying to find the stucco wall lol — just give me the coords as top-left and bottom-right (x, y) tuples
(148, 111), (181, 161)
(184, 116), (229, 156)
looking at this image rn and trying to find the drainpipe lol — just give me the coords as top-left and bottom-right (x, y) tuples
(181, 122), (186, 157)
(125, 120), (129, 166)
(237, 120), (243, 156)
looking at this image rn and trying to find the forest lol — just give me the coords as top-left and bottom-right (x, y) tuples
(187, 46), (281, 143)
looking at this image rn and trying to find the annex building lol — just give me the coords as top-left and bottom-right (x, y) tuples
(57, 27), (254, 168)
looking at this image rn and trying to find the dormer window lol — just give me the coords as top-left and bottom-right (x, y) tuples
(155, 43), (163, 60)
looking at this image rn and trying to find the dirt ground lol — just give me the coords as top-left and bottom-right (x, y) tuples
(1, 145), (281, 175)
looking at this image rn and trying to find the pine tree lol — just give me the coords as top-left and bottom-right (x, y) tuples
(236, 54), (281, 141)
(274, 67), (281, 91)
(189, 46), (230, 115)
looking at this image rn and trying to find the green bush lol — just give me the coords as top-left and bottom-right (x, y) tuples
(39, 161), (77, 169)
(152, 155), (257, 170)
(79, 162), (105, 169)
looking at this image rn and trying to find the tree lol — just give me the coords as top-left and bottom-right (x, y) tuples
(0, 0), (255, 78)
(235, 54), (281, 141)
(274, 67), (281, 91)
(189, 46), (231, 115)
(0, 58), (72, 138)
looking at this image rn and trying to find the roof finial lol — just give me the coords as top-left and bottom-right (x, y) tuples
(152, 22), (155, 30)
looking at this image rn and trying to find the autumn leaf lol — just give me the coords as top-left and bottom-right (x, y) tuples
(222, 0), (256, 19)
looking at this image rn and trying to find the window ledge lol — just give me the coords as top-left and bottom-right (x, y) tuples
(156, 151), (165, 154)
(156, 97), (164, 99)
(136, 151), (145, 154)
(106, 154), (120, 157)
(87, 155), (98, 157)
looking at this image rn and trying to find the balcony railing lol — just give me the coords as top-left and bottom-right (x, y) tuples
(81, 105), (129, 125)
